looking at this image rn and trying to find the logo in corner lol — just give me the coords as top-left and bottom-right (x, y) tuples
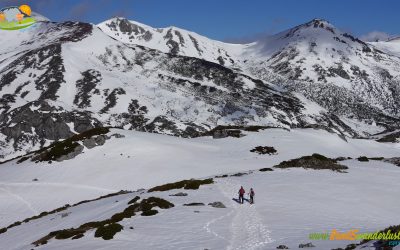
(0, 5), (36, 30)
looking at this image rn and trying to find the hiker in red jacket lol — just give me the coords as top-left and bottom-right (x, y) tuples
(238, 186), (245, 204)
(249, 188), (255, 204)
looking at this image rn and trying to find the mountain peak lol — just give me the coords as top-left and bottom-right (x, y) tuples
(309, 18), (330, 24)
(301, 18), (337, 33)
(260, 18), (340, 46)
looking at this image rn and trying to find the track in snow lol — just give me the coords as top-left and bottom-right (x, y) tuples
(0, 182), (117, 193)
(217, 178), (273, 250)
(204, 207), (235, 242)
(0, 186), (38, 215)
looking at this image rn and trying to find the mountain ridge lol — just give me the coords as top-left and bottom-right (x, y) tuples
(99, 17), (400, 117)
(0, 17), (400, 160)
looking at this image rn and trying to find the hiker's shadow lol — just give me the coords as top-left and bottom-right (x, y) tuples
(232, 198), (250, 204)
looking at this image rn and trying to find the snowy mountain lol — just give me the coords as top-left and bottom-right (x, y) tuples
(99, 18), (400, 134)
(244, 19), (400, 130)
(0, 20), (307, 161)
(1, 18), (400, 161)
(370, 37), (400, 57)
(1, 15), (400, 250)
(98, 17), (248, 68)
(100, 18), (400, 122)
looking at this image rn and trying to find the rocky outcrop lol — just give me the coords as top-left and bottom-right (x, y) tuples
(276, 245), (289, 249)
(299, 242), (315, 248)
(56, 145), (84, 162)
(383, 157), (400, 167)
(169, 192), (188, 197)
(208, 202), (226, 208)
(82, 135), (107, 149)
(19, 128), (116, 163)
(212, 129), (243, 139)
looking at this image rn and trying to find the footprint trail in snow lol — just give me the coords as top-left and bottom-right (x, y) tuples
(217, 178), (274, 250)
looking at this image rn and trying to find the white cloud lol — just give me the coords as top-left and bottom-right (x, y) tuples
(360, 31), (391, 42)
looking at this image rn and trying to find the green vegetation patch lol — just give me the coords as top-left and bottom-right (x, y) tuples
(369, 157), (384, 161)
(35, 140), (80, 162)
(230, 172), (249, 177)
(110, 210), (135, 223)
(54, 228), (87, 240)
(70, 127), (110, 141)
(0, 190), (131, 236)
(274, 153), (348, 172)
(140, 197), (175, 210)
(141, 210), (158, 216)
(357, 156), (369, 162)
(183, 202), (205, 206)
(148, 178), (213, 192)
(72, 233), (84, 240)
(250, 146), (277, 155)
(202, 125), (277, 136)
(16, 156), (29, 164)
(357, 156), (385, 162)
(94, 223), (123, 240)
(127, 196), (140, 205)
(259, 167), (274, 172)
(32, 195), (174, 246)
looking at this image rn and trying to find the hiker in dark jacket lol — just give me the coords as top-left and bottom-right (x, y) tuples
(249, 188), (255, 204)
(238, 186), (245, 204)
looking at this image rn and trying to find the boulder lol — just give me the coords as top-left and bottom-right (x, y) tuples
(277, 245), (289, 249)
(299, 242), (315, 248)
(208, 202), (226, 208)
(259, 168), (273, 172)
(169, 192), (188, 197)
(82, 138), (97, 149)
(94, 135), (107, 145)
(112, 133), (125, 139)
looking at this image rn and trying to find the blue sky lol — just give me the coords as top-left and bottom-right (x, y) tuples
(1, 0), (399, 41)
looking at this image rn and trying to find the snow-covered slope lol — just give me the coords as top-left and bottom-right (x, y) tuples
(98, 17), (249, 67)
(0, 128), (400, 250)
(370, 37), (400, 57)
(0, 128), (399, 227)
